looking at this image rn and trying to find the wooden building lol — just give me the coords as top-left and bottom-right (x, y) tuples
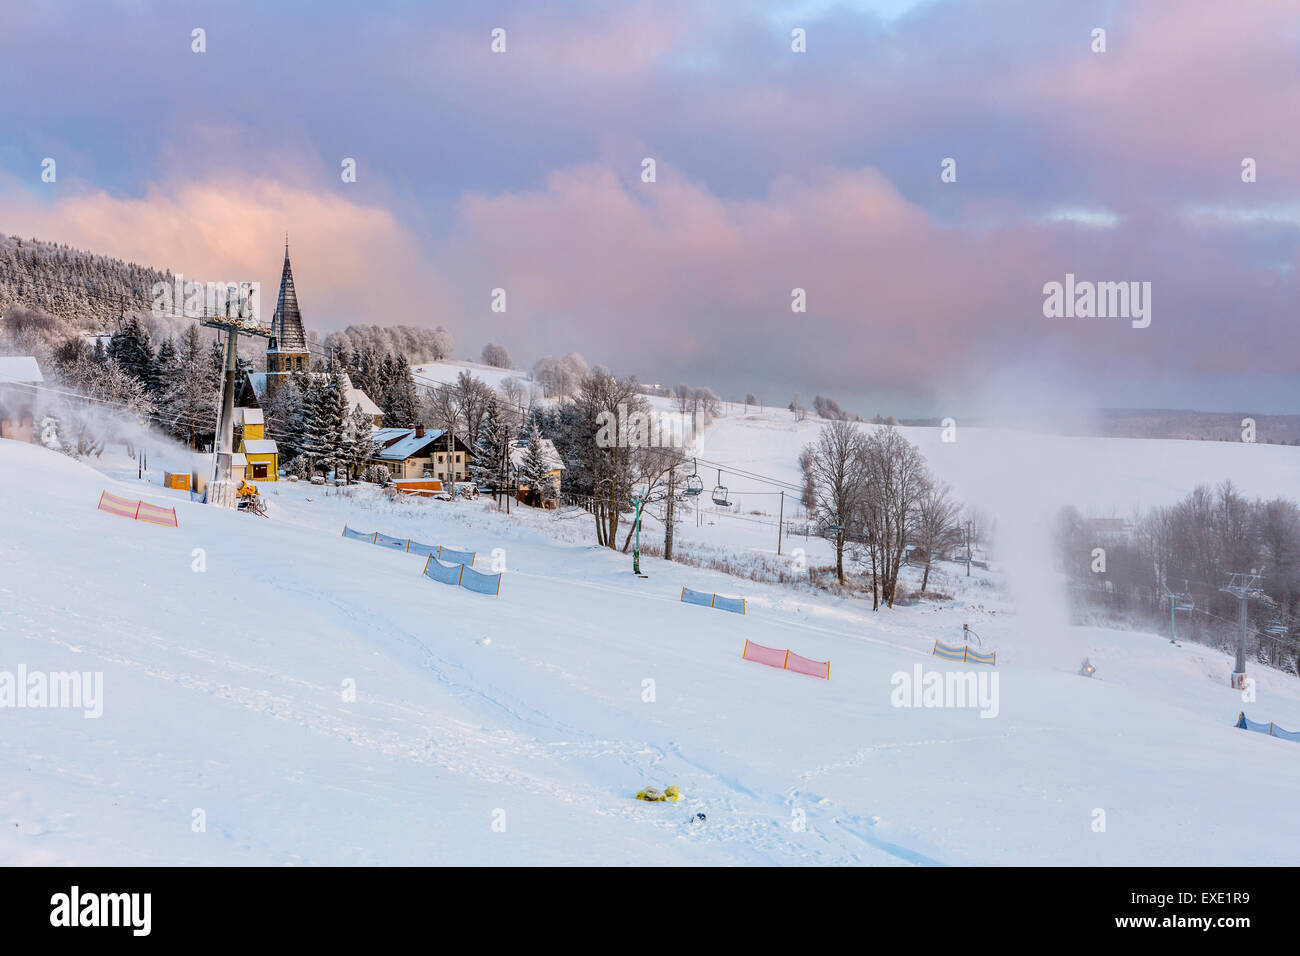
(370, 425), (472, 481)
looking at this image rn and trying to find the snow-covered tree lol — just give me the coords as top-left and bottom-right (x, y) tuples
(157, 325), (219, 448)
(107, 316), (156, 392)
(300, 373), (348, 476)
(379, 354), (419, 427)
(264, 373), (307, 458)
(520, 422), (555, 506)
(480, 343), (512, 368)
(342, 404), (378, 482)
(471, 397), (510, 497)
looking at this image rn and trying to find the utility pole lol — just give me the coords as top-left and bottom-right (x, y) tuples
(777, 490), (784, 556)
(965, 520), (973, 577)
(446, 426), (456, 498)
(631, 485), (646, 576)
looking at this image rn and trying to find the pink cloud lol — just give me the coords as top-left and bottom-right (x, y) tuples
(0, 175), (451, 330)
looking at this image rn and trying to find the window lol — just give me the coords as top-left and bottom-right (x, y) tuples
(253, 464), (268, 479)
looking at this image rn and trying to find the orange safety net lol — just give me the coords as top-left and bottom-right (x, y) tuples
(136, 501), (179, 527)
(98, 491), (178, 528)
(742, 640), (829, 680)
(98, 491), (140, 519)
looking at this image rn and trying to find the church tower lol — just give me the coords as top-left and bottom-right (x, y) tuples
(265, 239), (310, 381)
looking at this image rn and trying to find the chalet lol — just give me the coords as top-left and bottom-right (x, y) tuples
(0, 356), (43, 443)
(369, 425), (472, 481)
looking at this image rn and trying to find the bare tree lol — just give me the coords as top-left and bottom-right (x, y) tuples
(567, 370), (643, 548)
(914, 479), (963, 593)
(799, 420), (868, 584)
(859, 426), (928, 607)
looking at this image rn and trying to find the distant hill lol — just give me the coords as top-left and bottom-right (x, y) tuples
(1078, 408), (1300, 445)
(0, 234), (169, 331)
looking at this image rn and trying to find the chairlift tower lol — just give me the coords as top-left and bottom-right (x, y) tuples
(1163, 587), (1195, 644)
(202, 295), (271, 509)
(1219, 570), (1272, 689)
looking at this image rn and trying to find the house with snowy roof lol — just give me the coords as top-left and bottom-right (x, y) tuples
(368, 424), (472, 481)
(234, 407), (278, 481)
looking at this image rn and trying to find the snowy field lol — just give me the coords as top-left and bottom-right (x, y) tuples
(3, 410), (1300, 866)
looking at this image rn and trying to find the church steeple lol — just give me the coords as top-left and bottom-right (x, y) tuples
(266, 238), (309, 377)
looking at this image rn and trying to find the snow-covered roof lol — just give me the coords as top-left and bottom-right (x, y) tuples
(347, 387), (382, 417)
(0, 356), (43, 384)
(242, 407), (264, 426)
(241, 439), (278, 454)
(246, 371), (380, 419)
(509, 438), (565, 473)
(372, 427), (453, 461)
(232, 453), (247, 467)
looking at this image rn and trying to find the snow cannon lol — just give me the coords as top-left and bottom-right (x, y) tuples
(635, 785), (682, 802)
(1079, 658), (1096, 679)
(236, 480), (266, 515)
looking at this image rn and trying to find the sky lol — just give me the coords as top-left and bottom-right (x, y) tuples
(0, 0), (1297, 416)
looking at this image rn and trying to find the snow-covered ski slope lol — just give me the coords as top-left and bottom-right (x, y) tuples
(4, 423), (1300, 866)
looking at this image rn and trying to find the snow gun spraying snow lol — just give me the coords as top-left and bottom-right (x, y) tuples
(236, 480), (266, 516)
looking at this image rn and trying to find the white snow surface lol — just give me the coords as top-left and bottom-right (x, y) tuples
(3, 409), (1300, 866)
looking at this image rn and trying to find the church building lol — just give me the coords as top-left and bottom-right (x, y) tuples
(233, 244), (384, 478)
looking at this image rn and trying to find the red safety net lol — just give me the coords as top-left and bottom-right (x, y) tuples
(785, 651), (830, 680)
(741, 640), (787, 670)
(742, 641), (828, 679)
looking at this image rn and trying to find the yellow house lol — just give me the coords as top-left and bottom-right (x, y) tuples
(236, 407), (279, 481)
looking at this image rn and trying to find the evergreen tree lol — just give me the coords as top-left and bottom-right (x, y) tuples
(302, 370), (349, 477)
(264, 373), (307, 459)
(471, 397), (510, 494)
(380, 353), (419, 427)
(158, 326), (219, 448)
(107, 316), (156, 390)
(342, 404), (378, 482)
(521, 422), (555, 506)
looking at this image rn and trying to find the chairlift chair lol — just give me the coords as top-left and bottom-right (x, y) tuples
(1264, 619), (1289, 636)
(684, 458), (703, 497)
(711, 469), (731, 507)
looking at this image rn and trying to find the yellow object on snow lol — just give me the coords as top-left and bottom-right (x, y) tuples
(635, 785), (682, 802)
